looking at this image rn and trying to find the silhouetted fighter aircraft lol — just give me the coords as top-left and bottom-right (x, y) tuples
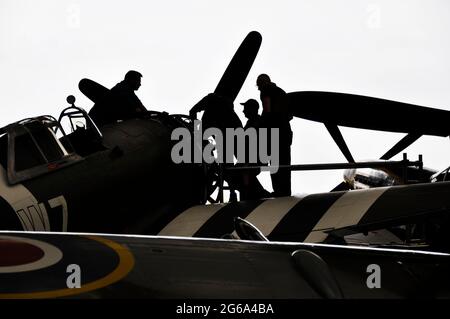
(1, 31), (450, 255)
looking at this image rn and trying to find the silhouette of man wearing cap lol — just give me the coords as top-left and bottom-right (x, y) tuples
(89, 70), (147, 126)
(256, 74), (292, 197)
(240, 98), (261, 165)
(241, 99), (261, 131)
(189, 93), (269, 201)
(238, 98), (270, 200)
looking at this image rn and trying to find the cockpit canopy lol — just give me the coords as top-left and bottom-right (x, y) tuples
(0, 106), (102, 185)
(0, 116), (83, 184)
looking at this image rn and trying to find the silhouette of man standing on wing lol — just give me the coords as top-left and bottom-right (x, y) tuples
(241, 98), (261, 165)
(189, 92), (242, 132)
(257, 74), (292, 197)
(89, 70), (147, 126)
(189, 92), (243, 164)
(189, 93), (270, 200)
(238, 98), (270, 200)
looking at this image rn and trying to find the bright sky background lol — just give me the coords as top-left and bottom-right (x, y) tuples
(1, 0), (450, 194)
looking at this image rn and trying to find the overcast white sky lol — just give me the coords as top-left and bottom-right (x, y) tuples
(1, 0), (450, 194)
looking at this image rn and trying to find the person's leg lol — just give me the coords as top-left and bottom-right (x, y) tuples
(271, 144), (291, 196)
(270, 124), (292, 196)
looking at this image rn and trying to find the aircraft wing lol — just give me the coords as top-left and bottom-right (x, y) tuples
(1, 231), (449, 299)
(287, 91), (450, 136)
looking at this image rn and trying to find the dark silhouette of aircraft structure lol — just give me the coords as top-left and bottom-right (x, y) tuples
(1, 31), (450, 298)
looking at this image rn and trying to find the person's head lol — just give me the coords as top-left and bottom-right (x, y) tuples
(124, 70), (142, 90)
(256, 73), (271, 91)
(240, 99), (259, 119)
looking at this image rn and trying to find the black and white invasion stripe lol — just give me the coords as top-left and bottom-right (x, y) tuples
(158, 181), (450, 243)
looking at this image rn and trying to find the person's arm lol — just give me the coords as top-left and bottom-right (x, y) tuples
(189, 93), (217, 119)
(135, 96), (147, 112)
(189, 95), (210, 119)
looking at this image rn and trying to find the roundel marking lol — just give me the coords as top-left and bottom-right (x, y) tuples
(0, 236), (62, 273)
(0, 235), (135, 298)
(0, 240), (44, 267)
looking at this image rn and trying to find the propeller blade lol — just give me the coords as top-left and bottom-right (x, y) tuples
(324, 123), (355, 163)
(287, 91), (450, 137)
(79, 78), (110, 103)
(214, 31), (262, 102)
(380, 133), (422, 160)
